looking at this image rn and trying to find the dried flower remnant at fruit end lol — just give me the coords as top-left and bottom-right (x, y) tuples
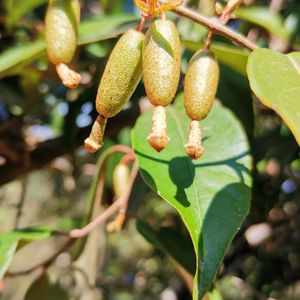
(184, 120), (204, 160)
(84, 115), (107, 153)
(56, 63), (81, 89)
(45, 0), (81, 88)
(147, 105), (170, 152)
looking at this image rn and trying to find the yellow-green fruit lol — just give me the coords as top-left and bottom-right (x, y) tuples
(143, 20), (181, 107)
(45, 0), (80, 65)
(184, 49), (219, 121)
(96, 30), (144, 118)
(113, 164), (130, 198)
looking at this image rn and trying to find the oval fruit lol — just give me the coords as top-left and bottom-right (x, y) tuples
(184, 49), (219, 121)
(113, 163), (130, 198)
(143, 20), (181, 107)
(45, 0), (80, 65)
(96, 30), (144, 118)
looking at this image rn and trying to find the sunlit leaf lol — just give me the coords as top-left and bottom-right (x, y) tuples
(132, 93), (252, 299)
(247, 48), (300, 146)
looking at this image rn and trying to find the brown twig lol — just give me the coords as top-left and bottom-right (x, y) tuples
(70, 161), (139, 238)
(158, 0), (258, 51)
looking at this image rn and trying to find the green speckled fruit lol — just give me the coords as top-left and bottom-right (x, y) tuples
(143, 20), (181, 107)
(45, 0), (80, 65)
(96, 30), (144, 118)
(184, 49), (219, 121)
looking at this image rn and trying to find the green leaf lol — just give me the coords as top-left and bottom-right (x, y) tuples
(0, 227), (53, 280)
(136, 220), (196, 275)
(77, 15), (139, 45)
(131, 93), (252, 299)
(247, 48), (300, 146)
(235, 7), (290, 41)
(0, 40), (47, 79)
(4, 0), (48, 27)
(181, 40), (249, 76)
(0, 16), (139, 79)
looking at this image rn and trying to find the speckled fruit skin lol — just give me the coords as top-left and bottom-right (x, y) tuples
(45, 0), (80, 65)
(184, 49), (219, 121)
(143, 20), (181, 107)
(96, 30), (144, 118)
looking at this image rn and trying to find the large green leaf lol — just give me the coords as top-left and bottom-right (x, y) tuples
(0, 228), (53, 280)
(181, 40), (249, 76)
(0, 16), (139, 79)
(247, 48), (300, 146)
(131, 93), (252, 299)
(235, 7), (290, 41)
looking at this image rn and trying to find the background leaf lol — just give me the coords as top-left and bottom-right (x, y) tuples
(0, 227), (53, 280)
(4, 0), (48, 27)
(136, 220), (196, 275)
(247, 48), (300, 146)
(0, 16), (139, 79)
(131, 93), (252, 299)
(181, 40), (249, 76)
(235, 7), (290, 41)
(24, 274), (68, 300)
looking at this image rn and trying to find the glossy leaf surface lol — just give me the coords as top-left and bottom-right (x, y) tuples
(132, 94), (252, 299)
(247, 48), (300, 146)
(0, 227), (53, 280)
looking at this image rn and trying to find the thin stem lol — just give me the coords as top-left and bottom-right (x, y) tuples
(136, 16), (146, 31)
(70, 161), (139, 238)
(160, 12), (166, 20)
(119, 152), (136, 165)
(204, 31), (213, 50)
(158, 0), (258, 51)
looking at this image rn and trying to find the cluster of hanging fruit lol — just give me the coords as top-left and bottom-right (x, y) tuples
(45, 0), (219, 160)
